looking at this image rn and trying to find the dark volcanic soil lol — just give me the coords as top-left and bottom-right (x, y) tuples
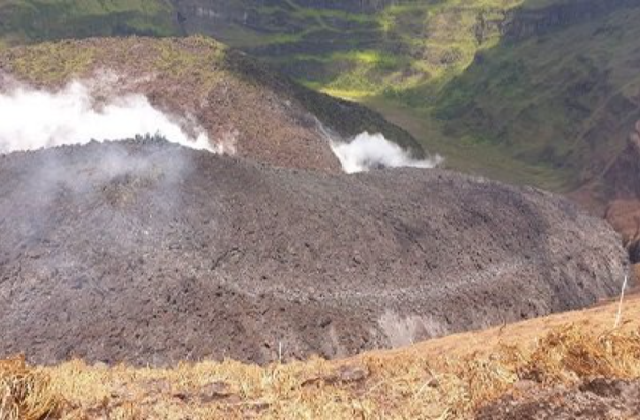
(572, 120), (640, 261)
(0, 139), (628, 365)
(477, 377), (640, 419)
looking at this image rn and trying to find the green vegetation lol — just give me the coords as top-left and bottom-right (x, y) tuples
(432, 6), (640, 189)
(183, 0), (639, 190)
(365, 97), (575, 191)
(0, 0), (178, 44)
(7, 41), (98, 82)
(3, 36), (228, 86)
(1, 0), (639, 191)
(232, 0), (530, 98)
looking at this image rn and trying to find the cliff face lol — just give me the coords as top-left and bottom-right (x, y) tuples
(602, 121), (640, 201)
(589, 122), (640, 261)
(170, 0), (388, 52)
(502, 0), (639, 39)
(171, 0), (394, 38)
(172, 0), (637, 35)
(173, 0), (399, 23)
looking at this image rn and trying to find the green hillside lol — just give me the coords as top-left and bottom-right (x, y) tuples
(0, 0), (177, 47)
(433, 5), (640, 190)
(176, 0), (529, 99)
(1, 0), (639, 191)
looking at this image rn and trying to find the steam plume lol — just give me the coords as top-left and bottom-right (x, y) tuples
(331, 132), (443, 174)
(0, 80), (214, 153)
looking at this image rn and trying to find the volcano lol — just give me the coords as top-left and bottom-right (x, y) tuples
(0, 138), (627, 365)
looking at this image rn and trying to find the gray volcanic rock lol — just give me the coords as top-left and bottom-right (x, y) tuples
(0, 139), (628, 365)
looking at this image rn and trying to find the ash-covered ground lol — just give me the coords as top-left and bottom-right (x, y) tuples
(478, 378), (640, 419)
(0, 139), (628, 365)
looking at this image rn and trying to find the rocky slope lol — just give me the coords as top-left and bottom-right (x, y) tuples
(0, 138), (627, 365)
(0, 37), (422, 172)
(575, 121), (640, 261)
(2, 263), (639, 420)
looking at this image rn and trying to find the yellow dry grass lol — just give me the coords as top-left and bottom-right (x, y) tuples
(0, 356), (61, 420)
(2, 296), (639, 420)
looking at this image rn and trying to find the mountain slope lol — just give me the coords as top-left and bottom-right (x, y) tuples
(0, 0), (178, 46)
(0, 36), (422, 171)
(1, 1), (638, 189)
(434, 3), (640, 191)
(0, 139), (627, 365)
(170, 0), (640, 202)
(3, 294), (639, 419)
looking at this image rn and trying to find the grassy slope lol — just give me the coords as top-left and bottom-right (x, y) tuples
(364, 96), (575, 191)
(226, 0), (528, 98)
(1, 0), (638, 190)
(433, 6), (640, 191)
(0, 0), (178, 45)
(2, 293), (639, 419)
(169, 0), (640, 191)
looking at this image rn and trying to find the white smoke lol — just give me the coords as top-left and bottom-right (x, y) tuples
(0, 80), (215, 153)
(331, 132), (443, 174)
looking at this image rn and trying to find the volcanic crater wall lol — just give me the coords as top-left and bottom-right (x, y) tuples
(0, 139), (628, 365)
(0, 37), (423, 173)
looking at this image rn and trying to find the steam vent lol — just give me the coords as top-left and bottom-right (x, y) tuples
(2, 1), (640, 417)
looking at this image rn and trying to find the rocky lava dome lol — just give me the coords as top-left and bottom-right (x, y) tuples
(0, 139), (628, 365)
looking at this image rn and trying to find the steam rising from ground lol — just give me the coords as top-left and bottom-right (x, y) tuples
(0, 80), (214, 153)
(331, 132), (443, 174)
(0, 77), (441, 175)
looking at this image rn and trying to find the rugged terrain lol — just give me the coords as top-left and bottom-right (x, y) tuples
(0, 36), (422, 172)
(3, 2), (640, 227)
(0, 138), (628, 365)
(2, 288), (639, 419)
(0, 0), (177, 46)
(0, 4), (638, 417)
(435, 2), (640, 189)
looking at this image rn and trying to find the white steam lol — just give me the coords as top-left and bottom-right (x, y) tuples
(331, 132), (443, 174)
(0, 80), (215, 153)
(0, 78), (441, 175)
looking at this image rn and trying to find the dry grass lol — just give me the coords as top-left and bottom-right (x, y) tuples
(1, 296), (639, 419)
(0, 356), (62, 420)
